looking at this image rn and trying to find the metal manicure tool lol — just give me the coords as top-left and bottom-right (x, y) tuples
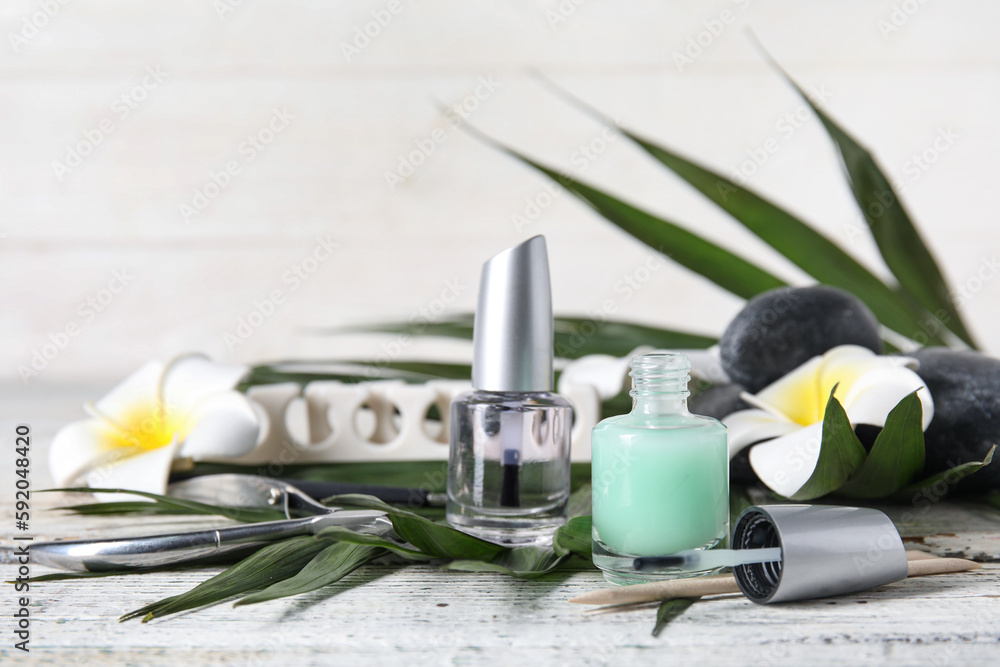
(11, 475), (396, 572)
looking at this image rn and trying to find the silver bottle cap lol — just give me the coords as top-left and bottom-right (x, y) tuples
(732, 504), (908, 604)
(472, 235), (553, 392)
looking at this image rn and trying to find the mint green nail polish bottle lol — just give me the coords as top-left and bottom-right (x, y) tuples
(591, 352), (729, 585)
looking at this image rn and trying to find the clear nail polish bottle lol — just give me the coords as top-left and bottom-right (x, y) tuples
(591, 352), (729, 584)
(446, 236), (573, 546)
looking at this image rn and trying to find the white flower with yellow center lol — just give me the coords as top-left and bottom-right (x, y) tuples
(48, 355), (260, 498)
(725, 345), (934, 497)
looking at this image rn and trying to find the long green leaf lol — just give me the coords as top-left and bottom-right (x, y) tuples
(29, 570), (140, 583)
(565, 483), (593, 519)
(328, 494), (507, 561)
(622, 138), (946, 345)
(241, 360), (474, 389)
(235, 542), (384, 606)
(55, 501), (278, 518)
(767, 61), (976, 348)
(315, 525), (433, 561)
(895, 445), (995, 499)
(516, 158), (787, 300)
(332, 314), (716, 360)
(121, 536), (329, 622)
(652, 598), (698, 637)
(467, 129), (787, 300)
(838, 391), (925, 498)
(553, 516), (592, 560)
(789, 389), (867, 501)
(187, 461), (451, 494)
(45, 487), (285, 523)
(535, 78), (944, 346)
(185, 461), (592, 503)
(444, 546), (567, 578)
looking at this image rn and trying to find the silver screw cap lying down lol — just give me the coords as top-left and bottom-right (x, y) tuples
(732, 504), (909, 604)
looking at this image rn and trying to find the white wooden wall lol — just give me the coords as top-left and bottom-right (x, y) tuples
(3, 0), (998, 386)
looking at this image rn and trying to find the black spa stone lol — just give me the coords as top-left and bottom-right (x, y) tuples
(910, 348), (1000, 494)
(719, 286), (883, 392)
(690, 383), (749, 420)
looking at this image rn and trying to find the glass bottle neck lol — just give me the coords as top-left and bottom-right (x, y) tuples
(633, 393), (689, 415)
(628, 352), (691, 416)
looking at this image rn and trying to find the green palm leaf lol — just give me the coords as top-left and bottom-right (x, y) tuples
(332, 314), (716, 359)
(235, 542), (385, 607)
(469, 128), (786, 300)
(120, 536), (330, 622)
(838, 391), (925, 498)
(241, 360), (474, 389)
(535, 76), (947, 346)
(765, 58), (977, 348)
(653, 598), (699, 637)
(789, 388), (867, 501)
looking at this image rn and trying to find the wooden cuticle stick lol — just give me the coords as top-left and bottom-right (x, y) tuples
(569, 551), (982, 606)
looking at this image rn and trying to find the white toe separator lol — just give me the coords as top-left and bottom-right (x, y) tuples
(211, 349), (717, 465)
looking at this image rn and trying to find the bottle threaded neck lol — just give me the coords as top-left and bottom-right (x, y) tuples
(629, 352), (691, 410)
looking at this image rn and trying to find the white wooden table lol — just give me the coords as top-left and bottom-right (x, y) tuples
(2, 384), (999, 666)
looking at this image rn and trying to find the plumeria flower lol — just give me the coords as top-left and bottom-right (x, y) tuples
(724, 345), (934, 497)
(49, 355), (260, 499)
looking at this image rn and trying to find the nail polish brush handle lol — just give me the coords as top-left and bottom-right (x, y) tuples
(633, 547), (783, 572)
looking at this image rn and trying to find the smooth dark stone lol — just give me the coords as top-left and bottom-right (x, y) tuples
(909, 348), (1000, 494)
(854, 424), (882, 453)
(690, 383), (749, 420)
(729, 447), (758, 485)
(719, 286), (883, 392)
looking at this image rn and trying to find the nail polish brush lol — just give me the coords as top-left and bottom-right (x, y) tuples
(634, 546), (782, 572)
(500, 412), (521, 507)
